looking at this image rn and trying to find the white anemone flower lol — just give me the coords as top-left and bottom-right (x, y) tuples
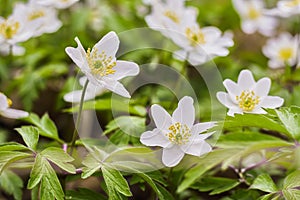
(262, 32), (299, 69)
(13, 0), (62, 37)
(140, 96), (215, 167)
(0, 93), (28, 119)
(0, 14), (41, 45)
(170, 21), (234, 65)
(36, 0), (79, 9)
(65, 31), (140, 98)
(266, 0), (300, 17)
(217, 70), (284, 116)
(64, 76), (106, 103)
(232, 0), (278, 36)
(145, 0), (198, 37)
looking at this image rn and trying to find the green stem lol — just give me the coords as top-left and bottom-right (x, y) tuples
(69, 79), (89, 154)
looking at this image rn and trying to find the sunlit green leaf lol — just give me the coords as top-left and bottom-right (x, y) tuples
(15, 126), (39, 151)
(0, 169), (23, 200)
(250, 174), (278, 193)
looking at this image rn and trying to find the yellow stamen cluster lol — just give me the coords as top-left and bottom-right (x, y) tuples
(248, 6), (261, 19)
(28, 11), (45, 21)
(278, 47), (293, 61)
(164, 10), (180, 23)
(166, 122), (191, 145)
(0, 92), (13, 107)
(0, 20), (20, 39)
(86, 48), (116, 77)
(236, 90), (260, 111)
(286, 0), (300, 7)
(185, 27), (206, 46)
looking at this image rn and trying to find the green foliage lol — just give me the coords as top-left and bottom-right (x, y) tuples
(15, 126), (39, 151)
(275, 107), (300, 140)
(0, 169), (23, 200)
(250, 174), (278, 193)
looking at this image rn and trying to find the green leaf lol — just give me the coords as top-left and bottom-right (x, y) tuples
(0, 170), (23, 200)
(0, 151), (32, 173)
(177, 148), (241, 193)
(276, 107), (300, 140)
(223, 113), (289, 134)
(102, 165), (132, 199)
(104, 116), (145, 136)
(27, 154), (64, 200)
(15, 126), (39, 150)
(41, 147), (76, 174)
(25, 113), (61, 142)
(65, 98), (146, 116)
(250, 174), (278, 193)
(283, 170), (300, 189)
(0, 142), (29, 151)
(282, 189), (300, 200)
(66, 188), (106, 200)
(192, 177), (240, 195)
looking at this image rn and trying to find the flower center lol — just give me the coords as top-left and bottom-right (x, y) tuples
(0, 20), (20, 39)
(166, 122), (191, 145)
(278, 47), (293, 61)
(185, 27), (205, 46)
(28, 11), (45, 21)
(236, 90), (260, 111)
(286, 0), (300, 7)
(248, 6), (261, 19)
(164, 10), (180, 23)
(86, 48), (116, 77)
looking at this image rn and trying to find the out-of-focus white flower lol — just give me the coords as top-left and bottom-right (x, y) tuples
(13, 0), (62, 37)
(0, 14), (41, 45)
(140, 96), (215, 167)
(64, 76), (106, 103)
(266, 0), (300, 17)
(170, 21), (234, 65)
(0, 93), (28, 119)
(0, 43), (25, 56)
(65, 31), (140, 98)
(232, 0), (278, 36)
(145, 0), (198, 36)
(262, 32), (299, 69)
(36, 0), (79, 9)
(217, 70), (284, 116)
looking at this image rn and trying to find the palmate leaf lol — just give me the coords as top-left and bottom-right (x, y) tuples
(0, 169), (23, 200)
(24, 113), (62, 143)
(250, 174), (278, 193)
(0, 151), (32, 173)
(27, 154), (64, 200)
(222, 113), (289, 134)
(15, 126), (39, 151)
(102, 165), (132, 200)
(275, 107), (300, 140)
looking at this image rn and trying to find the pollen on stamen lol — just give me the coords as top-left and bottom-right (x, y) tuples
(164, 10), (180, 23)
(28, 11), (45, 21)
(0, 20), (20, 39)
(236, 90), (260, 111)
(248, 6), (261, 19)
(278, 47), (293, 61)
(86, 48), (117, 77)
(185, 27), (206, 46)
(166, 122), (191, 145)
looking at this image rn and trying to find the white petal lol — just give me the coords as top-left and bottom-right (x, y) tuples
(191, 122), (215, 134)
(172, 96), (195, 128)
(237, 70), (256, 90)
(63, 89), (97, 103)
(93, 31), (119, 58)
(0, 93), (8, 111)
(227, 107), (243, 116)
(162, 145), (185, 167)
(181, 141), (212, 156)
(79, 76), (88, 86)
(150, 104), (172, 130)
(253, 77), (271, 97)
(140, 128), (171, 148)
(1, 108), (29, 119)
(106, 61), (139, 80)
(216, 92), (237, 108)
(100, 78), (131, 98)
(259, 96), (284, 109)
(65, 37), (89, 71)
(249, 107), (267, 114)
(223, 79), (241, 101)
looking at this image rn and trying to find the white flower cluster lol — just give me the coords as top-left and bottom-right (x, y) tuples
(145, 0), (234, 65)
(0, 0), (78, 56)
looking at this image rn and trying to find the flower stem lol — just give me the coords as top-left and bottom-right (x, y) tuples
(69, 79), (89, 154)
